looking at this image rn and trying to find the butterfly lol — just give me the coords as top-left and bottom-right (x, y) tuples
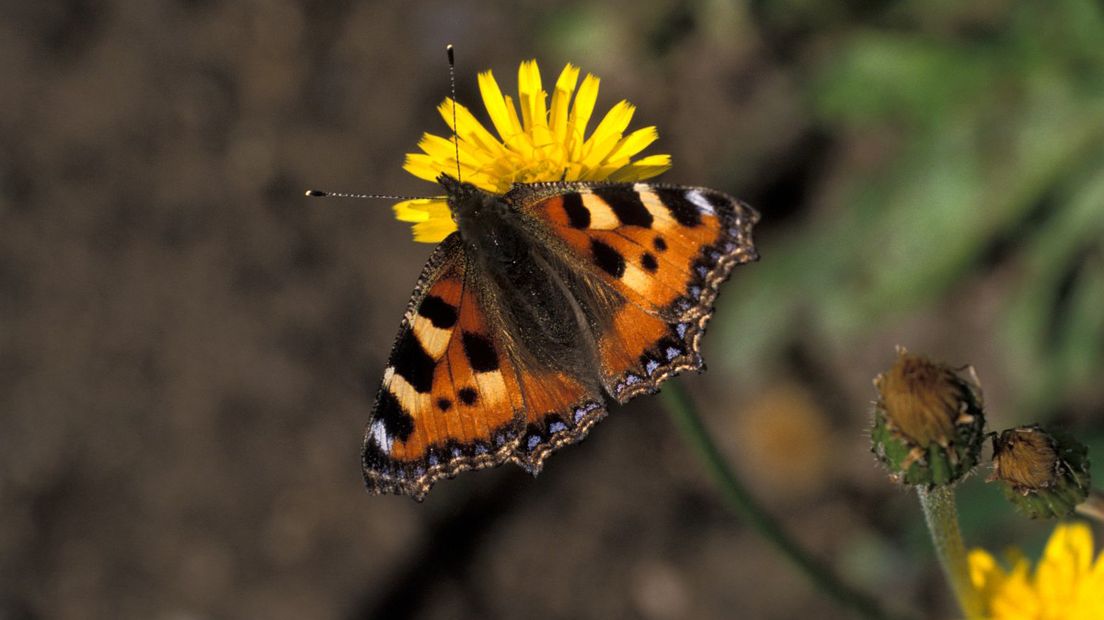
(363, 173), (759, 500)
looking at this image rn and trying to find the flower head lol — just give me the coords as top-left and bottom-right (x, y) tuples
(394, 60), (672, 242)
(989, 425), (1091, 519)
(870, 348), (986, 487)
(969, 522), (1104, 619)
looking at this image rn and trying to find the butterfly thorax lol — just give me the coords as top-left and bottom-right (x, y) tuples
(438, 173), (595, 376)
(439, 174), (522, 262)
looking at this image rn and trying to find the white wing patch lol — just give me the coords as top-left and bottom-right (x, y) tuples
(369, 420), (392, 454)
(686, 189), (716, 215)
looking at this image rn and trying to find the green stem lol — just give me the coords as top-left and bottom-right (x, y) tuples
(660, 381), (900, 620)
(916, 486), (984, 620)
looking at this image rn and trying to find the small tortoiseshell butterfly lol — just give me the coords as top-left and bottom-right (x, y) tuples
(324, 52), (761, 500)
(363, 175), (759, 499)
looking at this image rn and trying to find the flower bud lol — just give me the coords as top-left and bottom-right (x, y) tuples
(989, 425), (1091, 519)
(870, 349), (985, 487)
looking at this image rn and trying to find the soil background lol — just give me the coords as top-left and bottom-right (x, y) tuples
(3, 2), (1102, 619)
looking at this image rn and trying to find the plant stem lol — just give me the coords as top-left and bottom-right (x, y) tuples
(1075, 488), (1104, 523)
(915, 486), (984, 619)
(660, 380), (899, 620)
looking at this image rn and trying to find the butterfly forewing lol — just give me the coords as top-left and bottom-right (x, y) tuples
(363, 232), (614, 499)
(508, 182), (758, 401)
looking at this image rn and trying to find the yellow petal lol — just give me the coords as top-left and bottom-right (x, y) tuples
(550, 64), (580, 145)
(392, 198), (445, 222)
(586, 99), (635, 147)
(529, 107), (554, 152)
(606, 126), (659, 162)
(1058, 523), (1093, 572)
(568, 73), (600, 157)
(634, 154), (672, 166)
(608, 154), (672, 181)
(417, 132), (463, 162)
(608, 164), (669, 182)
(991, 566), (1038, 619)
(517, 60), (546, 134)
(1082, 553), (1104, 620)
(403, 154), (445, 183)
(412, 217), (457, 242)
(517, 60), (543, 97)
(500, 94), (532, 155)
(416, 132), (491, 175)
(580, 130), (624, 169)
(969, 550), (999, 586)
(1092, 544), (1104, 582)
(1035, 523), (1091, 606)
(464, 169), (509, 194)
(478, 70), (521, 144)
(517, 60), (550, 148)
(436, 99), (504, 157)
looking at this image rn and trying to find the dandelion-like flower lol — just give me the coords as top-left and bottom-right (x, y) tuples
(969, 522), (1104, 619)
(394, 60), (673, 242)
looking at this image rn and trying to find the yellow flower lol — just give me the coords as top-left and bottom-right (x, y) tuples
(969, 522), (1104, 619)
(394, 60), (672, 242)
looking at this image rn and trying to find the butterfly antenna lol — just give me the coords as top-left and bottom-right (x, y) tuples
(447, 44), (462, 182)
(306, 48), (463, 202)
(304, 190), (421, 200)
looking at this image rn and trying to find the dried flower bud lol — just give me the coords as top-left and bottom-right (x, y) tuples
(989, 425), (1091, 519)
(991, 426), (1057, 488)
(870, 348), (985, 487)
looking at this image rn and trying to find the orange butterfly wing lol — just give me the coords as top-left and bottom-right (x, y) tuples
(363, 236), (520, 499)
(512, 182), (759, 403)
(362, 235), (608, 499)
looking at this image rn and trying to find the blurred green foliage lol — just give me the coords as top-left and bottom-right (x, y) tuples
(721, 0), (1104, 421)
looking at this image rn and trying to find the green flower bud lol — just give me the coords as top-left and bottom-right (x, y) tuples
(989, 425), (1091, 519)
(870, 349), (985, 487)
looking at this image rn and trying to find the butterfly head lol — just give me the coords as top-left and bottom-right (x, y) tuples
(438, 173), (508, 235)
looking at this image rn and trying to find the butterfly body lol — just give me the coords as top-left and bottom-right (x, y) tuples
(364, 176), (758, 500)
(443, 175), (591, 373)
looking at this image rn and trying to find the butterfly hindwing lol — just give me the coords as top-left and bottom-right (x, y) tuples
(511, 368), (606, 474)
(594, 299), (703, 403)
(511, 181), (759, 402)
(363, 231), (614, 498)
(363, 234), (527, 500)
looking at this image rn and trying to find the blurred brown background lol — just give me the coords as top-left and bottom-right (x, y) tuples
(2, 1), (1103, 619)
